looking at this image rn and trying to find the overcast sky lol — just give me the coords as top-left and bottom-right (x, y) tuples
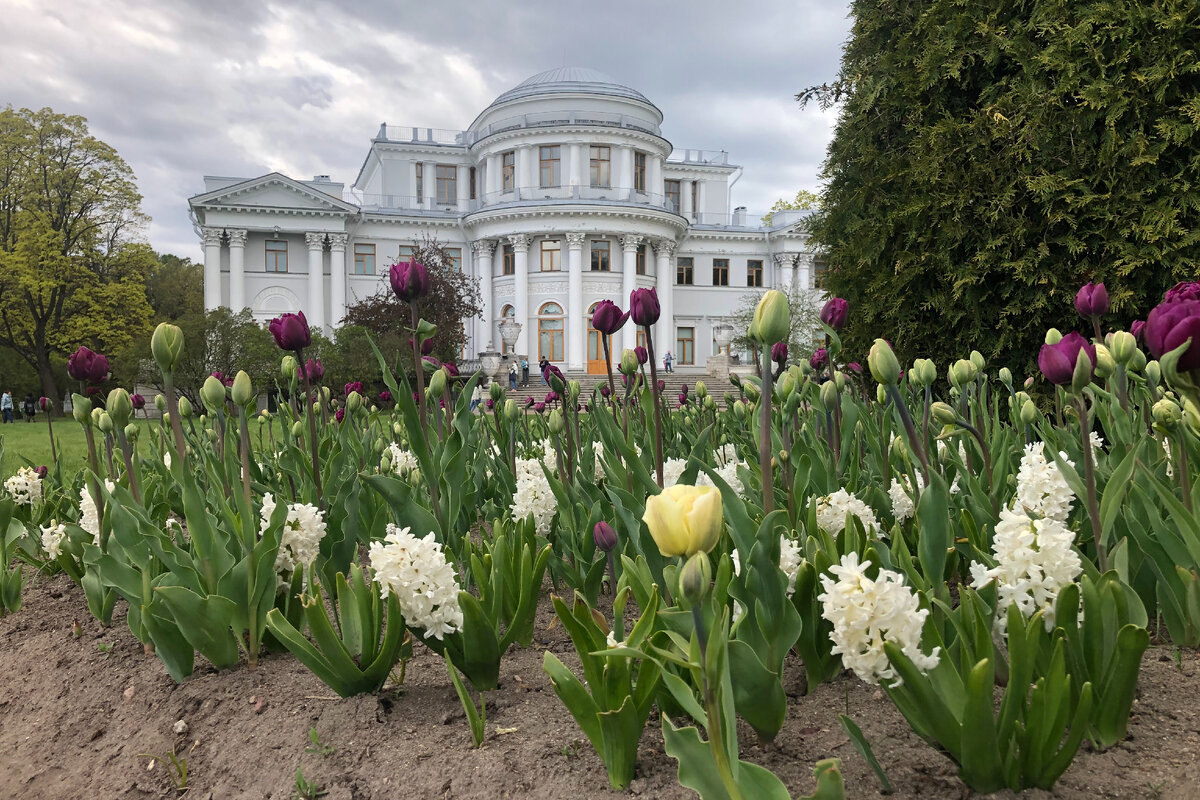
(0, 0), (851, 258)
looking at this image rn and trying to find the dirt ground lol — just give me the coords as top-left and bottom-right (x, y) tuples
(2, 573), (1199, 800)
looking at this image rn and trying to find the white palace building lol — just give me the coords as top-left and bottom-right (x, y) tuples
(189, 67), (820, 374)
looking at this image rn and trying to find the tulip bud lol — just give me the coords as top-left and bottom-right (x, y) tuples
(200, 376), (226, 412)
(949, 359), (976, 388)
(1105, 331), (1135, 366)
(733, 400), (747, 419)
(97, 411), (114, 433)
(1071, 347), (1094, 393)
(380, 453), (391, 472)
(819, 380), (839, 411)
(1146, 360), (1161, 388)
(231, 370), (254, 407)
(503, 398), (519, 424)
(106, 388), (133, 428)
(593, 521), (618, 553)
(125, 423), (138, 441)
(292, 421), (304, 437)
(567, 380), (581, 402)
(868, 339), (901, 385)
(1153, 397), (1182, 430)
(176, 396), (193, 418)
(150, 322), (185, 375)
(428, 368), (447, 398)
(930, 402), (958, 426)
(392, 422), (403, 436)
(1020, 398), (1039, 426)
(776, 372), (795, 401)
(679, 552), (713, 606)
(1024, 376), (1035, 390)
(694, 380), (707, 399)
(548, 409), (565, 435)
(969, 350), (986, 372)
(206, 427), (218, 442)
(72, 394), (92, 426)
(489, 381), (504, 402)
(1128, 346), (1147, 373)
(154, 394), (167, 412)
(1045, 328), (1063, 345)
(619, 349), (639, 375)
(998, 367), (1013, 388)
(1093, 344), (1115, 379)
(347, 391), (363, 412)
(281, 355), (299, 382)
(892, 435), (908, 461)
(743, 382), (760, 403)
(703, 395), (715, 411)
(750, 289), (790, 345)
(876, 384), (888, 405)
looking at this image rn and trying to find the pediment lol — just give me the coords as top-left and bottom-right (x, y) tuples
(190, 173), (358, 213)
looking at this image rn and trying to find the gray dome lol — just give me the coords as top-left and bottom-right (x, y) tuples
(487, 67), (655, 109)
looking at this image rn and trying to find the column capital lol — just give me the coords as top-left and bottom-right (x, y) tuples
(305, 232), (327, 250)
(327, 233), (348, 249)
(653, 238), (676, 257)
(226, 228), (247, 246)
(795, 252), (816, 267)
(565, 232), (587, 248)
(202, 227), (224, 246)
(471, 239), (497, 257)
(772, 252), (798, 268)
(507, 233), (530, 252)
(619, 233), (643, 252)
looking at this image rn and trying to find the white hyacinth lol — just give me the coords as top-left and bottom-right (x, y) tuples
(386, 443), (419, 477)
(369, 524), (464, 640)
(1013, 442), (1075, 522)
(40, 520), (67, 560)
(818, 553), (940, 686)
(512, 457), (557, 535)
(260, 493), (328, 576)
(661, 456), (747, 497)
(815, 489), (882, 536)
(969, 506), (1081, 633)
(4, 467), (43, 506)
(79, 480), (116, 546)
(889, 479), (915, 524)
(714, 443), (739, 467)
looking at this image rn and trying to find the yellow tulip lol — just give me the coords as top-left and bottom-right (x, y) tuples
(642, 484), (723, 557)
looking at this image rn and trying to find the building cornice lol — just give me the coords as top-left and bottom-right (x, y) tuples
(468, 125), (672, 157)
(464, 203), (688, 233)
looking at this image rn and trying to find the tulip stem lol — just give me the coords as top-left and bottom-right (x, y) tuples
(1075, 396), (1107, 573)
(954, 417), (995, 515)
(759, 355), (775, 514)
(886, 385), (931, 488)
(689, 604), (745, 800)
(644, 326), (665, 489)
(1175, 429), (1193, 513)
(162, 373), (188, 470)
(44, 407), (58, 469)
(297, 350), (323, 507)
(116, 428), (141, 505)
(410, 306), (429, 431)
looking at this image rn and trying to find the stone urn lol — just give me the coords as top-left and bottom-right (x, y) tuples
(499, 319), (522, 355)
(479, 350), (503, 383)
(712, 322), (735, 355)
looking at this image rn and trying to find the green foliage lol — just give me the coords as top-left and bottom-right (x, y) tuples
(808, 0), (1200, 371)
(761, 189), (821, 226)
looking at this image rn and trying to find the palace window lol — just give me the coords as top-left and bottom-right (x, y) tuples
(676, 256), (693, 285)
(633, 152), (646, 192)
(266, 240), (288, 273)
(539, 145), (561, 187)
(677, 327), (695, 365)
(446, 247), (462, 272)
(353, 243), (375, 275)
(590, 241), (610, 272)
(589, 146), (610, 188)
(469, 167), (477, 200)
(691, 180), (700, 215)
(502, 244), (515, 275)
(636, 246), (646, 275)
(541, 239), (561, 272)
(713, 258), (729, 286)
(436, 165), (457, 204)
(665, 179), (680, 213)
(414, 164), (423, 200)
(538, 302), (565, 362)
(502, 151), (515, 191)
(747, 259), (763, 287)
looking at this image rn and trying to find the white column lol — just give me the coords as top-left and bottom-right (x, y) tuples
(696, 180), (708, 221)
(457, 165), (470, 212)
(619, 234), (643, 351)
(569, 143), (582, 195)
(305, 232), (326, 330)
(681, 179), (694, 220)
(202, 227), (223, 311)
(797, 252), (815, 290)
(472, 239), (496, 351)
(329, 233), (348, 328)
(227, 229), (247, 312)
(648, 155), (663, 202)
(517, 146), (533, 197)
(486, 153), (499, 197)
(616, 146), (632, 197)
(423, 160), (437, 206)
(566, 232), (586, 371)
(774, 253), (796, 291)
(655, 239), (676, 363)
(510, 234), (531, 356)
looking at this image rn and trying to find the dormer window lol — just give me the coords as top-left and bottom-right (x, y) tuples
(589, 146), (610, 188)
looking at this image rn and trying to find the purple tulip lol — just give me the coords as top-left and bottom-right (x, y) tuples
(810, 348), (829, 371)
(680, 384), (689, 395)
(600, 384), (611, 398)
(847, 362), (862, 374)
(389, 259), (430, 303)
(84, 385), (101, 398)
(1130, 320), (1145, 342)
(771, 341), (788, 365)
(130, 393), (145, 410)
(379, 390), (392, 402)
(543, 363), (565, 388)
(344, 381), (364, 396)
(304, 359), (324, 382)
(67, 346), (110, 384)
(591, 300), (629, 335)
(545, 391), (559, 404)
(593, 521), (618, 552)
(34, 466), (48, 479)
(1164, 281), (1200, 303)
(629, 287), (660, 326)
(657, 380), (665, 392)
(269, 311), (311, 352)
(525, 396), (535, 407)
(443, 362), (460, 378)
(485, 398), (494, 411)
(1145, 299), (1200, 371)
(1038, 332), (1096, 385)
(534, 402), (546, 414)
(38, 396), (49, 411)
(820, 297), (849, 330)
(409, 336), (436, 356)
(335, 408), (345, 423)
(1074, 282), (1109, 318)
(678, 392), (688, 405)
(634, 346), (648, 365)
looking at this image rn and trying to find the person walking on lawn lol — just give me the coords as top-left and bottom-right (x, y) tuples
(0, 391), (12, 424)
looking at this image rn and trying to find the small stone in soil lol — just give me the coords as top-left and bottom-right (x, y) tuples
(173, 720), (188, 734)
(122, 686), (135, 701)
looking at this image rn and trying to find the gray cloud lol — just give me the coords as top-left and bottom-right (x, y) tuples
(0, 0), (850, 257)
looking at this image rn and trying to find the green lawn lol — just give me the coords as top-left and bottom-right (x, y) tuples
(0, 417), (160, 480)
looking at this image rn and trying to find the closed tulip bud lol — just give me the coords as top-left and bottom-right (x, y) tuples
(876, 384), (888, 404)
(380, 454), (391, 472)
(281, 355), (299, 382)
(206, 427), (218, 442)
(178, 396), (193, 418)
(72, 394), (92, 426)
(703, 395), (715, 411)
(257, 414), (266, 426)
(1129, 347), (1147, 372)
(834, 371), (846, 391)
(930, 402), (958, 426)
(374, 438), (387, 454)
(819, 380), (839, 411)
(1183, 396), (1200, 435)
(679, 552), (713, 605)
(1146, 360), (1161, 388)
(503, 398), (519, 424)
(231, 370), (254, 407)
(1045, 328), (1063, 345)
(321, 386), (331, 404)
(1109, 331), (1137, 365)
(750, 289), (790, 345)
(743, 382), (760, 402)
(734, 400), (747, 419)
(619, 348), (639, 375)
(548, 409), (564, 434)
(292, 421), (304, 437)
(347, 391), (363, 412)
(1020, 398), (1039, 425)
(106, 388), (133, 428)
(489, 381), (504, 402)
(970, 350), (986, 372)
(1071, 347), (1095, 393)
(125, 423), (138, 441)
(778, 449), (789, 464)
(97, 411), (114, 433)
(1153, 397), (1182, 430)
(868, 339), (901, 385)
(1024, 376), (1035, 389)
(200, 376), (226, 412)
(998, 367), (1013, 387)
(892, 435), (908, 460)
(393, 422), (403, 436)
(1094, 343), (1115, 379)
(920, 359), (938, 386)
(199, 413), (208, 426)
(593, 521), (618, 553)
(428, 368), (447, 398)
(949, 359), (976, 388)
(695, 380), (707, 399)
(154, 394), (167, 412)
(151, 322), (186, 374)
(776, 372), (795, 400)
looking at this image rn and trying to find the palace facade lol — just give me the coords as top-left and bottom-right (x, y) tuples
(188, 67), (819, 373)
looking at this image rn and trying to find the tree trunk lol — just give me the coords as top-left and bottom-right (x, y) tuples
(35, 348), (60, 416)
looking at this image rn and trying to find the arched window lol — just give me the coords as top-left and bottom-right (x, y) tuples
(538, 302), (564, 362)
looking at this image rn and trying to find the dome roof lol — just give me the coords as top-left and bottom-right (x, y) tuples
(487, 67), (655, 109)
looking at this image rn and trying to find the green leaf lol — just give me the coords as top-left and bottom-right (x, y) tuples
(838, 715), (892, 794)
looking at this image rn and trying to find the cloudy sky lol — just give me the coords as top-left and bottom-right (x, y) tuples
(0, 0), (851, 258)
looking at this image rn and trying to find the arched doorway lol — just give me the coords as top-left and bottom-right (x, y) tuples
(586, 301), (611, 375)
(537, 302), (564, 363)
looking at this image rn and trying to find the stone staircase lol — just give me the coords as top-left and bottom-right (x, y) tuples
(486, 371), (710, 406)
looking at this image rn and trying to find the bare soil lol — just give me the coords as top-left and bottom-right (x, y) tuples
(2, 574), (1199, 799)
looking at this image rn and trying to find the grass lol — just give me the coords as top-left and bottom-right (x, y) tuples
(0, 417), (161, 480)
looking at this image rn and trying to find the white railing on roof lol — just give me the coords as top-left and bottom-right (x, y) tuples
(667, 149), (729, 165)
(377, 111), (663, 149)
(377, 125), (470, 146)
